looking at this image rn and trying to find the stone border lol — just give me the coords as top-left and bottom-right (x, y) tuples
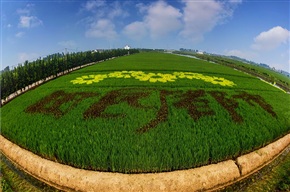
(0, 134), (289, 192)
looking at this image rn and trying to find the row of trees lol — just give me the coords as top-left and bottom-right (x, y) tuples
(1, 49), (139, 99)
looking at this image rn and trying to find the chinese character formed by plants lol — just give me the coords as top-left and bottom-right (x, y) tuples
(25, 90), (98, 118)
(83, 89), (153, 119)
(25, 89), (277, 133)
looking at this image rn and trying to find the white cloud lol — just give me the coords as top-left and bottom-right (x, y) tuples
(82, 1), (128, 39)
(123, 21), (147, 40)
(225, 49), (246, 57)
(124, 0), (182, 39)
(229, 0), (243, 3)
(15, 32), (25, 38)
(18, 52), (38, 63)
(180, 0), (239, 42)
(16, 4), (34, 15)
(251, 26), (290, 51)
(18, 16), (43, 28)
(136, 3), (147, 14)
(145, 1), (182, 38)
(225, 49), (257, 60)
(124, 0), (240, 41)
(85, 19), (117, 39)
(17, 8), (30, 15)
(84, 0), (105, 11)
(81, 0), (128, 19)
(108, 1), (129, 19)
(58, 40), (77, 48)
(17, 4), (42, 29)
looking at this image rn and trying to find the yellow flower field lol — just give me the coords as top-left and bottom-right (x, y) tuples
(71, 71), (236, 87)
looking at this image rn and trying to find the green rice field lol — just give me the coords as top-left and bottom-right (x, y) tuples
(1, 52), (290, 173)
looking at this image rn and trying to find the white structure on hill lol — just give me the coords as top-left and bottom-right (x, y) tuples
(124, 45), (130, 50)
(197, 51), (204, 54)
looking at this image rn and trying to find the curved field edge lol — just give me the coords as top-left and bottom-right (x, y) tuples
(0, 134), (289, 192)
(1, 150), (289, 192)
(1, 52), (290, 173)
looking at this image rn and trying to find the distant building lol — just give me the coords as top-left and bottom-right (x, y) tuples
(197, 51), (204, 54)
(124, 45), (130, 50)
(92, 49), (104, 53)
(260, 63), (270, 69)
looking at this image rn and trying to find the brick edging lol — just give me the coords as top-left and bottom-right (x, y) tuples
(0, 134), (289, 192)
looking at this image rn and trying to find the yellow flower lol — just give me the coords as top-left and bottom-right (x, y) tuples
(70, 74), (107, 85)
(173, 72), (236, 87)
(173, 72), (202, 80)
(71, 71), (236, 87)
(200, 75), (236, 87)
(108, 71), (133, 78)
(218, 79), (236, 87)
(93, 74), (108, 83)
(200, 75), (215, 83)
(133, 72), (177, 83)
(130, 71), (146, 78)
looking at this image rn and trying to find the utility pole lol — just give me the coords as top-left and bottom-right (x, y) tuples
(64, 48), (68, 72)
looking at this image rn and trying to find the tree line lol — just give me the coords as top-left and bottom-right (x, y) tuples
(1, 49), (139, 99)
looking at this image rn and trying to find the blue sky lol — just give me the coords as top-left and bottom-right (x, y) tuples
(1, 0), (289, 72)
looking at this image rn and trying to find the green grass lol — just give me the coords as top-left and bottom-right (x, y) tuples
(0, 155), (60, 192)
(1, 52), (290, 173)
